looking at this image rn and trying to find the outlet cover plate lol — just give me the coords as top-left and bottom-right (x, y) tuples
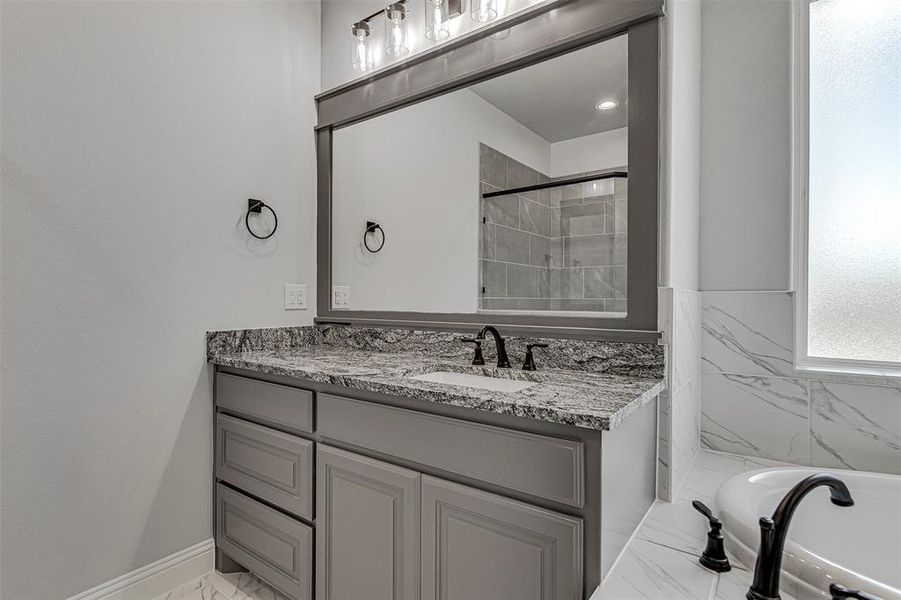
(332, 286), (351, 310)
(284, 284), (307, 310)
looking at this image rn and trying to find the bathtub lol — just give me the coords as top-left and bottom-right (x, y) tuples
(715, 468), (901, 600)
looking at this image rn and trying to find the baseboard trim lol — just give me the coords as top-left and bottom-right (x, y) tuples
(67, 538), (215, 600)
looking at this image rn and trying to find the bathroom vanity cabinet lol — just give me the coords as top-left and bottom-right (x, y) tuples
(212, 366), (657, 600)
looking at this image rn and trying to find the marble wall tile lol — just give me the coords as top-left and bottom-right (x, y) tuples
(528, 234), (550, 267)
(519, 198), (549, 236)
(701, 372), (810, 464)
(480, 260), (506, 296)
(671, 377), (701, 494)
(701, 291), (794, 377)
(673, 290), (701, 392)
(585, 267), (615, 299)
(495, 226), (530, 264)
(810, 381), (901, 475)
(560, 203), (605, 236)
(506, 263), (540, 297)
(564, 234), (615, 266)
(550, 267), (584, 298)
(483, 195), (519, 229)
(657, 287), (675, 501)
(480, 222), (495, 260)
(479, 143), (506, 188)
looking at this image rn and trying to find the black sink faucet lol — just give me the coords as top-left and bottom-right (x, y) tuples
(477, 325), (511, 368)
(747, 473), (854, 600)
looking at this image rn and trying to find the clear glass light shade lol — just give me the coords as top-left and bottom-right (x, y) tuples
(351, 22), (374, 72)
(384, 4), (409, 57)
(471, 0), (498, 23)
(425, 0), (450, 41)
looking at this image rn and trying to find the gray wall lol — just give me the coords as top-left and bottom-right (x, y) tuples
(699, 0), (791, 292)
(0, 2), (320, 597)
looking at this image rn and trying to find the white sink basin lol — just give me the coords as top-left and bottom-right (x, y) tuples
(409, 371), (536, 393)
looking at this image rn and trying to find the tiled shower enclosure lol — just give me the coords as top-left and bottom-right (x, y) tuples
(478, 143), (628, 313)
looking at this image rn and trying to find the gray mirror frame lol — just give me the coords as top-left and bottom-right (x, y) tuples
(316, 0), (663, 342)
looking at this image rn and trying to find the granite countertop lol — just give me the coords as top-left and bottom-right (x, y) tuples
(210, 345), (665, 431)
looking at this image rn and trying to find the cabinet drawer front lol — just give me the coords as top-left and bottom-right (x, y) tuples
(217, 373), (313, 434)
(216, 483), (312, 600)
(217, 414), (313, 520)
(421, 476), (583, 600)
(318, 394), (584, 507)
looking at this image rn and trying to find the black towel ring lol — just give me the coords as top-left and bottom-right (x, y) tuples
(364, 221), (385, 253)
(246, 199), (278, 240)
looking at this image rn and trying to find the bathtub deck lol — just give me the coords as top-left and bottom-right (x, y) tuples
(593, 450), (798, 600)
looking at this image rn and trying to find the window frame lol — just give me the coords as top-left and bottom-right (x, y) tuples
(791, 0), (901, 377)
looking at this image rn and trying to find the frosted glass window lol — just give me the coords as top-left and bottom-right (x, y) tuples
(807, 0), (901, 363)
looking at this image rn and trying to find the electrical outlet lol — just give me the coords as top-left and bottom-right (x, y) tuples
(284, 284), (307, 310)
(332, 286), (351, 309)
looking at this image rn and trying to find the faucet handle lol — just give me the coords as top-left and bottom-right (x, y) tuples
(460, 337), (485, 366)
(692, 500), (721, 530)
(692, 500), (731, 572)
(829, 584), (881, 600)
(522, 343), (548, 371)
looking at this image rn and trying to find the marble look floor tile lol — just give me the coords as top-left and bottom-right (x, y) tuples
(701, 372), (810, 465)
(713, 563), (753, 600)
(810, 381), (901, 475)
(701, 291), (794, 377)
(155, 577), (204, 600)
(635, 497), (709, 556)
(595, 538), (717, 600)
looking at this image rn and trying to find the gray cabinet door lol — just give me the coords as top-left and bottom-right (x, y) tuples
(216, 483), (312, 600)
(421, 476), (584, 600)
(216, 413), (313, 520)
(316, 445), (421, 600)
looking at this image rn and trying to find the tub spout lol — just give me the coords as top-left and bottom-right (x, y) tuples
(747, 473), (854, 600)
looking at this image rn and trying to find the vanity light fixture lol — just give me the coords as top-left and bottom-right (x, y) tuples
(595, 100), (618, 111)
(351, 21), (374, 72)
(425, 0), (450, 41)
(384, 3), (409, 57)
(471, 0), (499, 23)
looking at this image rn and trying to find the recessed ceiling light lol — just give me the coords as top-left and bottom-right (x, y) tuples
(596, 100), (618, 111)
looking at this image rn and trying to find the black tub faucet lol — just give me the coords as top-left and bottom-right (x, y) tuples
(829, 583), (881, 600)
(477, 325), (511, 368)
(747, 473), (854, 600)
(692, 500), (731, 572)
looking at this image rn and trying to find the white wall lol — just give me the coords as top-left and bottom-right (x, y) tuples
(0, 2), (320, 598)
(549, 128), (628, 178)
(699, 0), (791, 291)
(320, 0), (547, 91)
(657, 0), (702, 500)
(331, 89), (549, 313)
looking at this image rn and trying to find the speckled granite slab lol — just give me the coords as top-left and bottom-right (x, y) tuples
(208, 325), (664, 378)
(207, 325), (665, 431)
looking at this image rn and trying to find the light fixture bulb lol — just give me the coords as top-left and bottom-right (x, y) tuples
(426, 0), (450, 41)
(385, 3), (409, 57)
(471, 0), (498, 23)
(596, 100), (618, 111)
(351, 21), (373, 72)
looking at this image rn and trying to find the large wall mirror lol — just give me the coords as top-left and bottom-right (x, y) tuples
(331, 35), (629, 316)
(316, 1), (660, 338)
